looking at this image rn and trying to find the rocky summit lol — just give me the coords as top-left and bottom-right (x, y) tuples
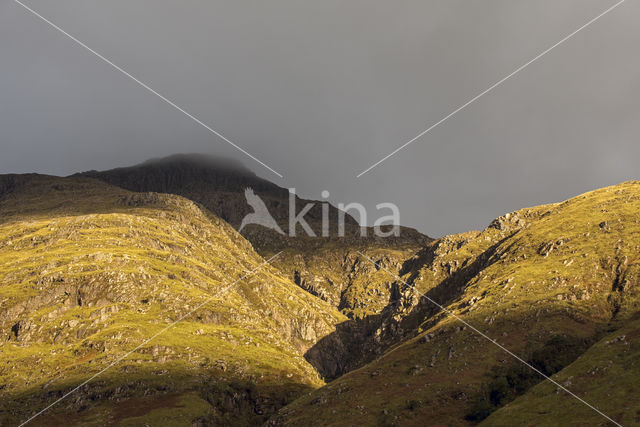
(1, 156), (639, 426)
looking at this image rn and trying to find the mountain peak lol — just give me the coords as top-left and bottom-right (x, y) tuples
(76, 153), (256, 178)
(74, 152), (281, 199)
(138, 153), (255, 176)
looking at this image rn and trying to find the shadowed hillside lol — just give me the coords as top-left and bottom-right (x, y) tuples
(484, 313), (640, 425)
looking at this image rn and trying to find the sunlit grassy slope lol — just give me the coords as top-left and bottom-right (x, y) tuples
(271, 181), (640, 426)
(79, 154), (432, 321)
(0, 174), (345, 425)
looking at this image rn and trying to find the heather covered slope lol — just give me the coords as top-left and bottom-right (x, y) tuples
(0, 174), (345, 425)
(271, 181), (640, 426)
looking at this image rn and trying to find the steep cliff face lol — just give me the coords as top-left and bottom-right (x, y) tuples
(0, 174), (345, 425)
(270, 181), (640, 426)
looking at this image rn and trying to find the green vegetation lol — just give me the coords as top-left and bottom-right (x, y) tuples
(269, 181), (640, 426)
(465, 335), (596, 421)
(0, 175), (344, 425)
(272, 243), (423, 319)
(484, 315), (640, 426)
(2, 171), (640, 426)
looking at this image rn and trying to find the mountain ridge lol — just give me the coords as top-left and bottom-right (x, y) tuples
(1, 159), (638, 425)
(74, 154), (433, 322)
(269, 180), (640, 426)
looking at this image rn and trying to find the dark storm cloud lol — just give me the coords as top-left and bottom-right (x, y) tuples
(1, 0), (638, 236)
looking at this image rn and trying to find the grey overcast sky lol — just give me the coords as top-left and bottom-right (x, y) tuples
(1, 0), (639, 236)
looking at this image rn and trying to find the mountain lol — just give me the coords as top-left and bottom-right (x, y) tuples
(3, 157), (639, 426)
(268, 181), (640, 426)
(75, 155), (433, 380)
(76, 154), (432, 321)
(74, 153), (360, 241)
(0, 174), (345, 425)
